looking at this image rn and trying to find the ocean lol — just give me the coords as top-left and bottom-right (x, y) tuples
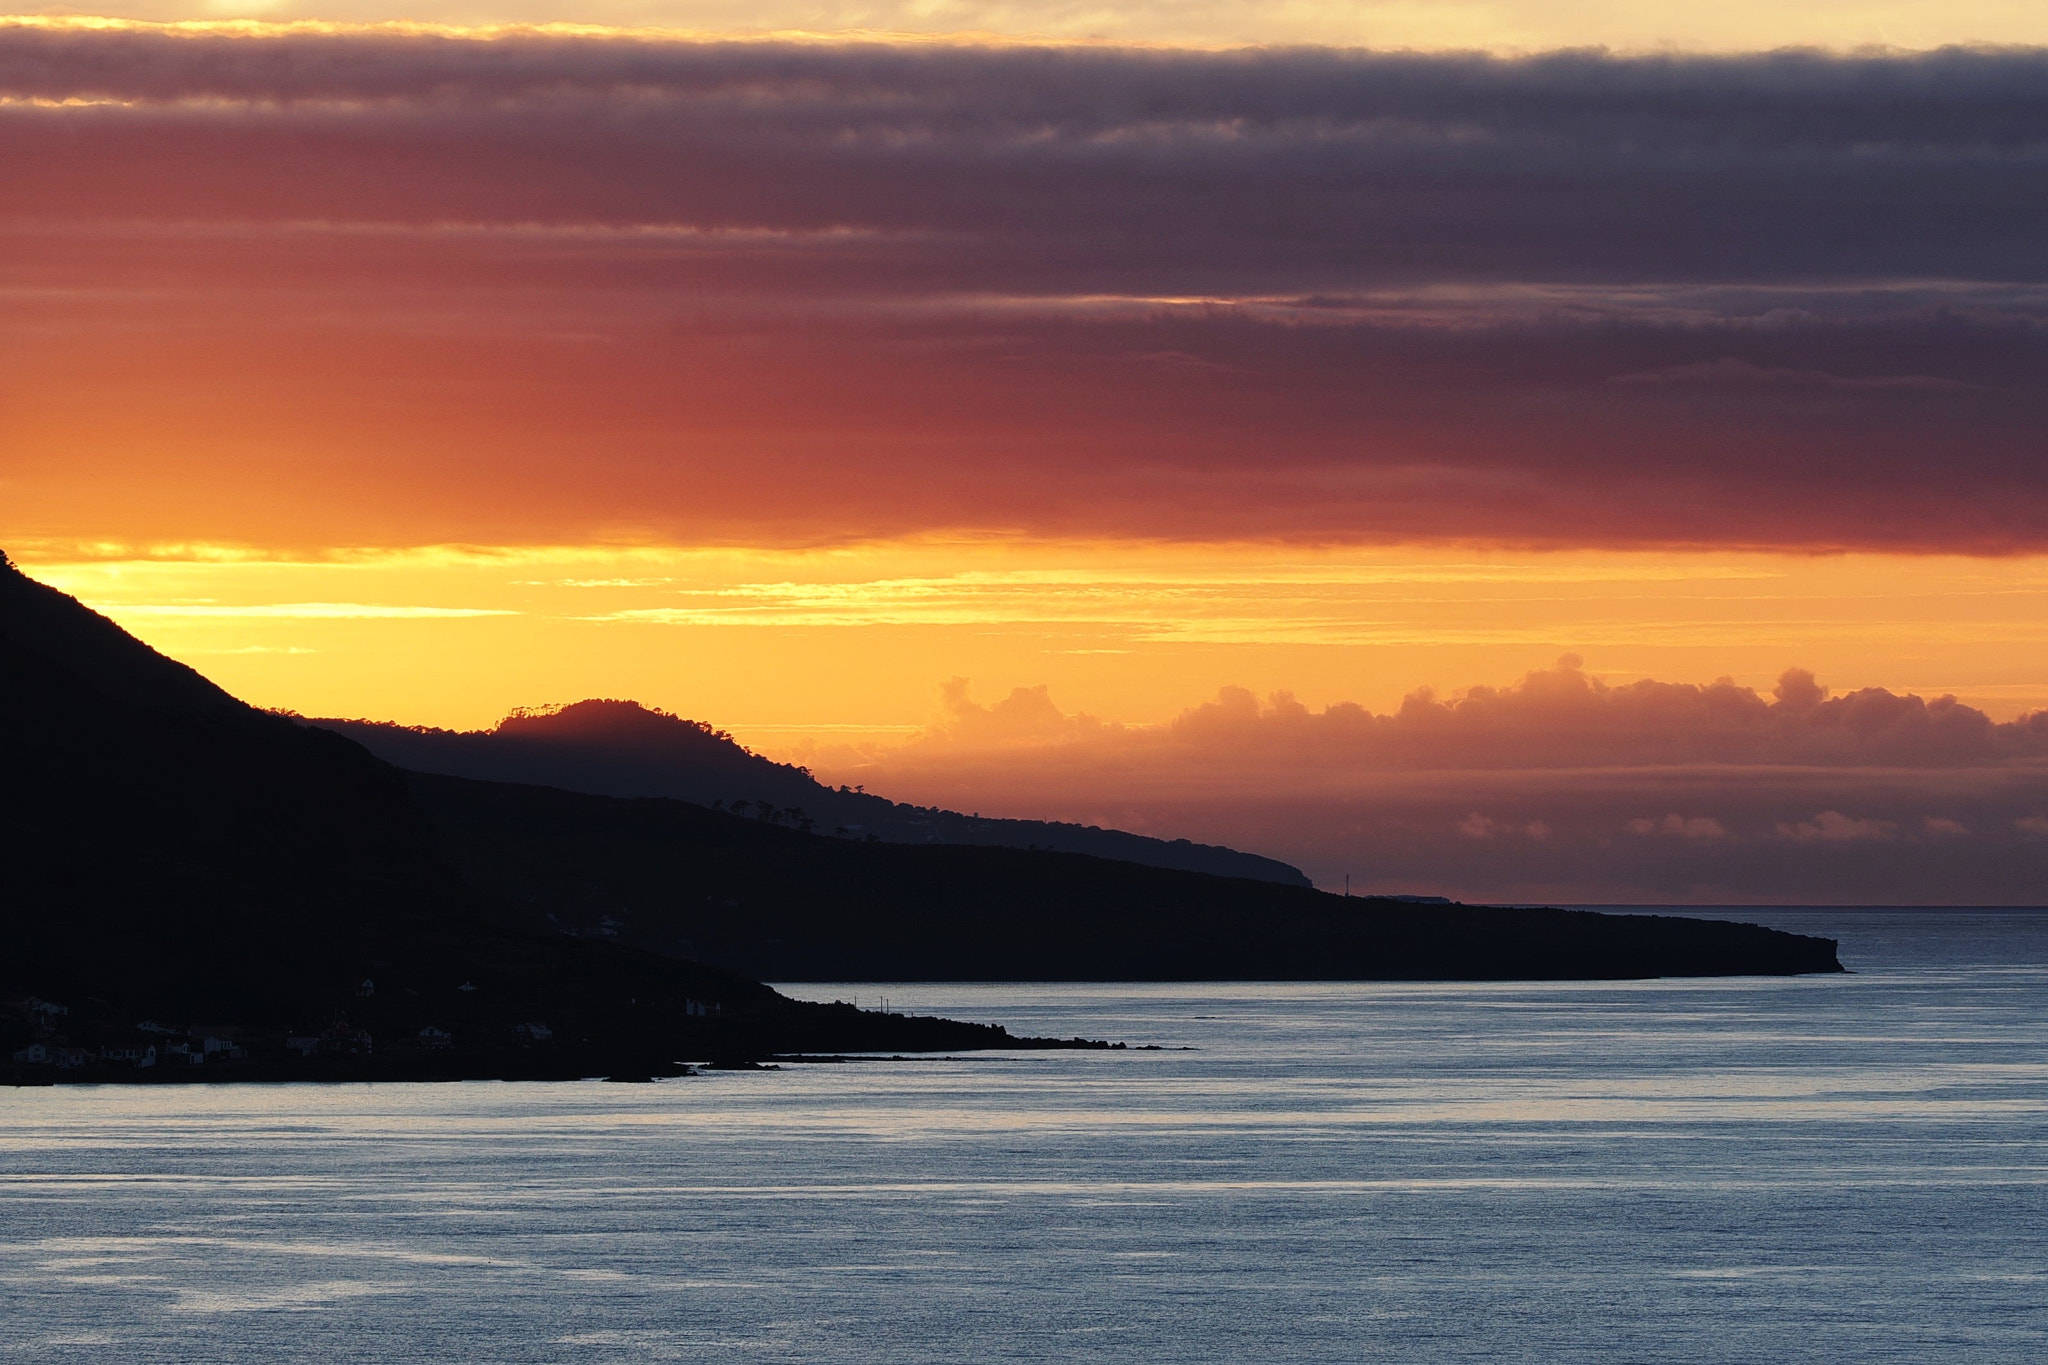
(4, 909), (2045, 1362)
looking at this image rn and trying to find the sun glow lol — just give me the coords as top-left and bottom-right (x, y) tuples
(18, 539), (2048, 752)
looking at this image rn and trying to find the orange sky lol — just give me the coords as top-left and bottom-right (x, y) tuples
(15, 540), (2048, 750)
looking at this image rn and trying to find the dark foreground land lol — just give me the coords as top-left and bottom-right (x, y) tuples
(4, 993), (1114, 1087)
(0, 551), (1840, 1085)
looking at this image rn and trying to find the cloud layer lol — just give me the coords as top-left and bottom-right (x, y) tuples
(5, 23), (2048, 549)
(812, 662), (2048, 903)
(9, 30), (2048, 286)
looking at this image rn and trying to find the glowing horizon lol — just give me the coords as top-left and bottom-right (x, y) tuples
(16, 539), (2048, 738)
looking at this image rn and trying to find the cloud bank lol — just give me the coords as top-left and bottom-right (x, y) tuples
(5, 24), (2048, 549)
(810, 662), (2048, 903)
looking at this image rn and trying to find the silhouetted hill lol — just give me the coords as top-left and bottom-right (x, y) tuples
(0, 551), (449, 1012)
(315, 702), (1312, 886)
(0, 553), (1092, 1078)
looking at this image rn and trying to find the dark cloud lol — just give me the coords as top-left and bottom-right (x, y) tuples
(6, 33), (2048, 286)
(5, 26), (2048, 548)
(1609, 358), (1991, 394)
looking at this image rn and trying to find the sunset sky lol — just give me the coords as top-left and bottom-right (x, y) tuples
(5, 5), (2046, 901)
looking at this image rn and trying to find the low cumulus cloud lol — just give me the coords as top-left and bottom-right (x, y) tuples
(811, 661), (2048, 903)
(4, 24), (2048, 549)
(907, 658), (2048, 771)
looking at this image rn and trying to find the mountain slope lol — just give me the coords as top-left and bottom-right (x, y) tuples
(316, 702), (1311, 886)
(0, 552), (454, 1013)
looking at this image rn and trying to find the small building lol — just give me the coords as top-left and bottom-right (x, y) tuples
(285, 1035), (322, 1058)
(416, 1026), (453, 1049)
(356, 979), (376, 998)
(53, 1047), (90, 1070)
(513, 1022), (553, 1043)
(11, 1043), (48, 1065)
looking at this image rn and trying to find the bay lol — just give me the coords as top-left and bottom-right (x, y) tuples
(3, 909), (2045, 1362)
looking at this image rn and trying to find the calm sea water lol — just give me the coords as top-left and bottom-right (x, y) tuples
(3, 909), (2045, 1362)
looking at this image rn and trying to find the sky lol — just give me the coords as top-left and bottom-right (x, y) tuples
(4, 5), (2046, 901)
